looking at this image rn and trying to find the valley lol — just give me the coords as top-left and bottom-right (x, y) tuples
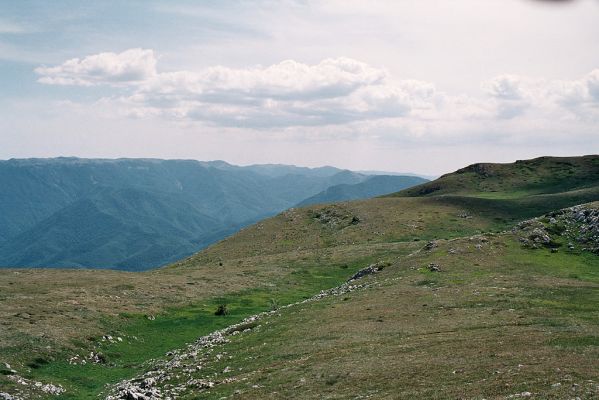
(0, 158), (424, 271)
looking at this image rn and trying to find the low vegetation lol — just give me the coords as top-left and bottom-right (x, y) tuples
(0, 156), (597, 399)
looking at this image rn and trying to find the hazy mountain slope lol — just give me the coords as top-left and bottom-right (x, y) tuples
(297, 174), (428, 206)
(0, 187), (226, 270)
(196, 160), (344, 178)
(269, 169), (366, 204)
(239, 163), (343, 178)
(0, 158), (367, 270)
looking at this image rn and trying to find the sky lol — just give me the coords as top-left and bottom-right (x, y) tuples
(1, 0), (598, 175)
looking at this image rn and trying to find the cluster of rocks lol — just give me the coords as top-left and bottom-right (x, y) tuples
(424, 241), (437, 251)
(514, 203), (599, 254)
(102, 335), (124, 343)
(348, 262), (389, 281)
(310, 206), (360, 228)
(4, 374), (64, 398)
(428, 263), (441, 272)
(456, 162), (494, 177)
(424, 236), (490, 255)
(515, 220), (552, 249)
(69, 335), (130, 365)
(567, 205), (599, 253)
(106, 265), (380, 399)
(68, 351), (108, 366)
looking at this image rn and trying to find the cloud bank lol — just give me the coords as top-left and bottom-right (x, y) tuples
(35, 48), (599, 130)
(36, 50), (440, 127)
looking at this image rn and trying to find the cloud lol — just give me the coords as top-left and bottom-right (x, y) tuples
(550, 69), (599, 106)
(481, 75), (533, 119)
(141, 57), (386, 100)
(482, 75), (526, 100)
(584, 69), (599, 101)
(35, 48), (599, 128)
(35, 48), (157, 86)
(482, 70), (599, 120)
(95, 55), (437, 127)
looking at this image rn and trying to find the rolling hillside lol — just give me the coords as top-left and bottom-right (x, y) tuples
(0, 155), (597, 399)
(398, 155), (599, 198)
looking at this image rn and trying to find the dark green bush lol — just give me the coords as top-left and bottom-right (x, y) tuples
(214, 304), (229, 316)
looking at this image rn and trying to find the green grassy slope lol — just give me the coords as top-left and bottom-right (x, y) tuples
(397, 155), (599, 198)
(158, 213), (599, 399)
(0, 155), (597, 399)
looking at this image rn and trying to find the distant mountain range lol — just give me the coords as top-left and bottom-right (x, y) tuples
(297, 175), (428, 207)
(0, 158), (426, 270)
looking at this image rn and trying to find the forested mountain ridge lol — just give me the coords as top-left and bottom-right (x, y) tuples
(0, 158), (380, 270)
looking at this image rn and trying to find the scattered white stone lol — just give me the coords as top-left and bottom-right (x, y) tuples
(40, 383), (64, 395)
(106, 265), (380, 399)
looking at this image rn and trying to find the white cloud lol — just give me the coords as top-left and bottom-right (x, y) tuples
(101, 55), (437, 127)
(550, 69), (599, 107)
(139, 57), (386, 101)
(35, 48), (157, 86)
(481, 75), (532, 119)
(587, 70), (599, 101)
(482, 75), (527, 100)
(480, 72), (599, 121)
(35, 48), (599, 129)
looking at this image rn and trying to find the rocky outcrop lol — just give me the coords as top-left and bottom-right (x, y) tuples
(310, 206), (360, 229)
(3, 375), (64, 399)
(514, 203), (599, 254)
(348, 262), (388, 281)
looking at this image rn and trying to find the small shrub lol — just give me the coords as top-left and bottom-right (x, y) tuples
(325, 374), (341, 385)
(96, 352), (108, 364)
(214, 304), (230, 316)
(27, 356), (50, 369)
(546, 223), (566, 236)
(268, 298), (279, 311)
